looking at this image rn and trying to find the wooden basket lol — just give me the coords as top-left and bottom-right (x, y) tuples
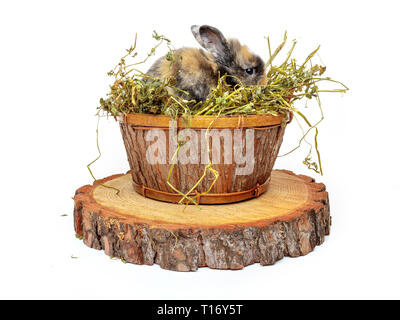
(119, 113), (291, 204)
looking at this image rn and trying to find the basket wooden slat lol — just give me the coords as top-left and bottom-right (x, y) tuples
(119, 113), (288, 204)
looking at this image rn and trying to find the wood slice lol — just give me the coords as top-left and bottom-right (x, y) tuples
(73, 170), (330, 271)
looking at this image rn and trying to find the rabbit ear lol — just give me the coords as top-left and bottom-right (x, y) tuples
(191, 25), (229, 60)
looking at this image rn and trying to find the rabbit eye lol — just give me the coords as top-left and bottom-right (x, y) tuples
(245, 68), (254, 75)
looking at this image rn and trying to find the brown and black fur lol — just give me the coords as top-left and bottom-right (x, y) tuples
(146, 25), (266, 102)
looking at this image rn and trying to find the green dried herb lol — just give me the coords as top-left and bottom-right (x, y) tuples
(75, 233), (83, 240)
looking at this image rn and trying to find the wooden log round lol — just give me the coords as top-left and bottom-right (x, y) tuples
(73, 170), (330, 271)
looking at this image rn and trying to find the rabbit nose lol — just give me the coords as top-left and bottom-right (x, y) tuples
(259, 75), (267, 86)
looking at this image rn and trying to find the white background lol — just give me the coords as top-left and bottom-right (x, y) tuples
(1, 0), (399, 299)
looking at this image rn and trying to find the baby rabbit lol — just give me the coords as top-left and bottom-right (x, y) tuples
(146, 25), (266, 102)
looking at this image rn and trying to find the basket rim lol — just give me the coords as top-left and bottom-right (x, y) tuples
(118, 112), (291, 129)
